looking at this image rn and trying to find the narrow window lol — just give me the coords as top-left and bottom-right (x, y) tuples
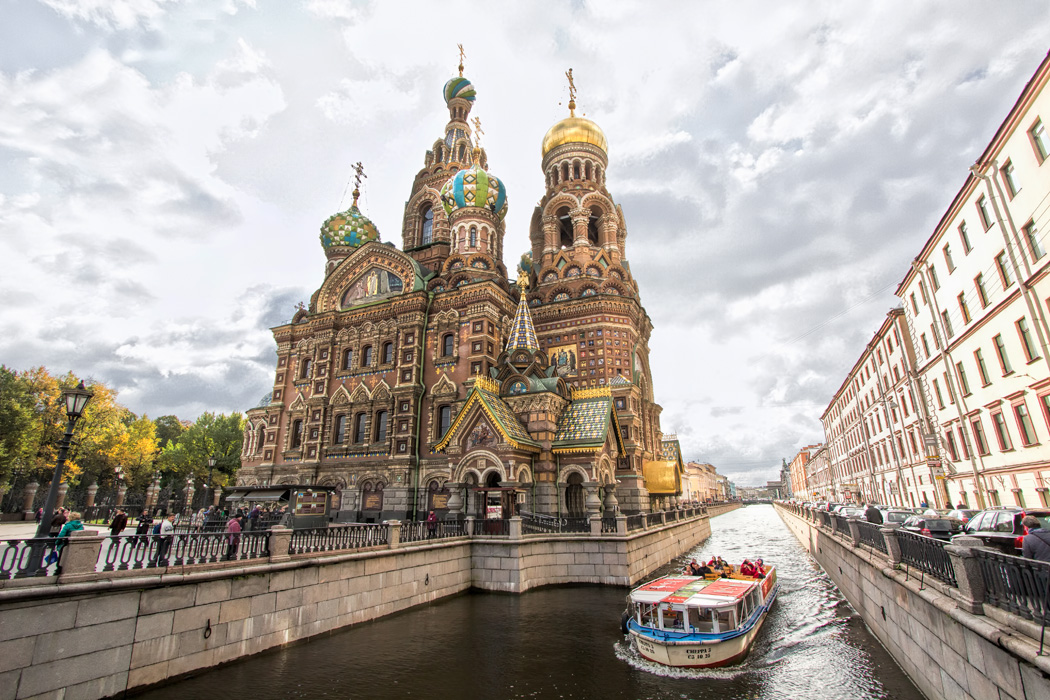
(1015, 403), (1038, 446)
(442, 333), (455, 357)
(421, 206), (434, 245)
(977, 195), (992, 229)
(1040, 393), (1050, 433)
(929, 265), (940, 290)
(971, 418), (990, 456)
(354, 413), (367, 443)
(941, 310), (953, 338)
(291, 419), (304, 448)
(1017, 317), (1040, 361)
(945, 430), (959, 461)
(959, 222), (972, 253)
(374, 410), (389, 442)
(334, 415), (347, 444)
(958, 293), (970, 323)
(992, 411), (1013, 451)
(956, 361), (970, 395)
(933, 378), (945, 409)
(343, 348), (353, 370)
(995, 252), (1013, 288)
(943, 243), (955, 272)
(1030, 118), (1049, 163)
(1002, 160), (1018, 197)
(300, 358), (312, 379)
(469, 226), (478, 248)
(974, 348), (991, 386)
(993, 334), (1013, 374)
(975, 274), (988, 308)
(943, 371), (955, 404)
(438, 405), (451, 438)
(919, 280), (928, 305)
(382, 341), (394, 364)
(957, 426), (970, 460)
(920, 333), (930, 358)
(361, 345), (373, 367)
(1024, 221), (1045, 261)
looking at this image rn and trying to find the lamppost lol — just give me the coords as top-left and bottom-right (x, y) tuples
(206, 455), (217, 508)
(34, 381), (94, 539)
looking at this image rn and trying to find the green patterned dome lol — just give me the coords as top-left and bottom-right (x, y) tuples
(443, 76), (476, 104)
(320, 192), (380, 250)
(439, 163), (508, 221)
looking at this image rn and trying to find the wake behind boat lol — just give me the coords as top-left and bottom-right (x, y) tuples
(623, 562), (779, 668)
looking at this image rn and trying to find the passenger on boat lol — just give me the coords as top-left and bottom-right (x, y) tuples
(740, 560), (757, 577)
(685, 559), (701, 575)
(754, 558), (766, 578)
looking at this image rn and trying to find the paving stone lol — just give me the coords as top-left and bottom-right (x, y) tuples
(127, 661), (168, 690)
(230, 574), (268, 598)
(129, 635), (179, 670)
(218, 597), (252, 624)
(194, 580), (231, 606)
(74, 592), (139, 627)
(61, 671), (129, 700)
(0, 670), (19, 700)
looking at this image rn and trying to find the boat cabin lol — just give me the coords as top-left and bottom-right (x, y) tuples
(630, 575), (770, 635)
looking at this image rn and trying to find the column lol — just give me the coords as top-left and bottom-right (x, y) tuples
(85, 483), (98, 509)
(23, 482), (39, 521)
(603, 483), (619, 514)
(55, 483), (69, 510)
(584, 481), (601, 517)
(116, 484), (127, 507)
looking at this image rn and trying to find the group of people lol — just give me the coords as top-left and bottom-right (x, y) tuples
(683, 556), (766, 579)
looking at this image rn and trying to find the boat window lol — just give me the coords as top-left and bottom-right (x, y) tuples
(638, 603), (658, 627)
(688, 607), (715, 633)
(739, 597), (751, 622)
(662, 607), (685, 630)
(716, 607), (737, 633)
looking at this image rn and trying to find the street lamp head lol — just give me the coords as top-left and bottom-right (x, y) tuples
(208, 455), (217, 468)
(63, 381), (94, 420)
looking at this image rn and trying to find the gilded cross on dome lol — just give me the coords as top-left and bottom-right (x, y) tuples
(565, 68), (577, 116)
(458, 44), (465, 77)
(351, 162), (367, 204)
(471, 116), (484, 149)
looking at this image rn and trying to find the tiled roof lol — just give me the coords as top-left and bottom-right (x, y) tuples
(432, 384), (539, 452)
(505, 290), (538, 352)
(553, 395), (613, 451)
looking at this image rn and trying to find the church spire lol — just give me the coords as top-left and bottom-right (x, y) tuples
(505, 276), (538, 352)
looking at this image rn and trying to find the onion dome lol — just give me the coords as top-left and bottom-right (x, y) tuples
(443, 76), (476, 104)
(439, 156), (508, 221)
(319, 189), (380, 250)
(541, 115), (607, 157)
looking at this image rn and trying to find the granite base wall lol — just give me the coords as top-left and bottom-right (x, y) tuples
(775, 504), (1050, 700)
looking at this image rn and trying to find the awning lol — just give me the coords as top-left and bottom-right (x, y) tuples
(643, 460), (679, 495)
(225, 492), (247, 502)
(243, 491), (287, 502)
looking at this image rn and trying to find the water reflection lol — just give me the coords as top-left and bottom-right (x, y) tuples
(136, 505), (923, 700)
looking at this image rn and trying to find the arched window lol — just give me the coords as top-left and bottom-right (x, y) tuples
(469, 226), (478, 248)
(374, 411), (389, 442)
(342, 349), (353, 370)
(439, 405), (452, 438)
(585, 162), (592, 180)
(334, 415), (347, 444)
(291, 419), (304, 448)
(557, 208), (573, 248)
(562, 162), (569, 182)
(442, 334), (455, 357)
(382, 342), (393, 364)
(573, 162), (581, 180)
(587, 209), (600, 246)
(421, 206), (433, 245)
(354, 413), (367, 443)
(300, 358), (312, 379)
(255, 425), (265, 454)
(361, 346), (373, 367)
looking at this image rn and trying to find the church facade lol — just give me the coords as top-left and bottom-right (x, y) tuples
(236, 66), (682, 521)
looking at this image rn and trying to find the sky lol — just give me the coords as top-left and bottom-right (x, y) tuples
(3, 1), (1050, 486)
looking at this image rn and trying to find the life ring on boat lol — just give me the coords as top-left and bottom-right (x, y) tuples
(621, 610), (630, 635)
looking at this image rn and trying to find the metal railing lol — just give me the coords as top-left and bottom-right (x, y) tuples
(896, 530), (957, 586)
(976, 549), (1050, 623)
(288, 524), (387, 555)
(855, 520), (888, 554)
(474, 518), (511, 536)
(832, 514), (851, 538)
(0, 538), (63, 579)
(98, 531), (269, 570)
(819, 511), (832, 528)
(601, 517), (617, 534)
(399, 520), (466, 543)
(646, 512), (663, 528)
(626, 514), (644, 531)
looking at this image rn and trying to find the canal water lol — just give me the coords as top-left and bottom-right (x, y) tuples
(137, 505), (924, 699)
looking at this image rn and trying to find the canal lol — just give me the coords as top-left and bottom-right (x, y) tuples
(136, 505), (924, 699)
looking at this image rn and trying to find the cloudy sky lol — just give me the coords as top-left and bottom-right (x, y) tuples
(3, 1), (1050, 486)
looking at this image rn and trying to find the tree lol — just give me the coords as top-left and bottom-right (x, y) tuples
(156, 412), (244, 491)
(154, 415), (186, 450)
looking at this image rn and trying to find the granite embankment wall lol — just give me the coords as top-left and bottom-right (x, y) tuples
(775, 503), (1050, 700)
(0, 507), (735, 699)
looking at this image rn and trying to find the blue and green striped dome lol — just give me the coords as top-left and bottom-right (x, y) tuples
(443, 76), (476, 104)
(320, 199), (380, 250)
(440, 165), (508, 221)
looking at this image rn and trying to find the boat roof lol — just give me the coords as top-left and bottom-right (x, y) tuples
(631, 575), (761, 606)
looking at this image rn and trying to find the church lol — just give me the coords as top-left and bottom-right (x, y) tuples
(236, 60), (684, 522)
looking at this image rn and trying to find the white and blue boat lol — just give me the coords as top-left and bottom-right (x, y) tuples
(623, 565), (779, 668)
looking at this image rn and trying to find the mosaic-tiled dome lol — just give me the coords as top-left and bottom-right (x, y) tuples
(443, 76), (476, 104)
(319, 194), (380, 250)
(440, 164), (508, 221)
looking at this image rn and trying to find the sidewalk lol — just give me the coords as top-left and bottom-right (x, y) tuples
(0, 521), (107, 539)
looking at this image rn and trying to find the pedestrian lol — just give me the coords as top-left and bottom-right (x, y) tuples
(865, 503), (883, 524)
(46, 511), (84, 565)
(153, 514), (176, 566)
(249, 505), (260, 532)
(956, 501), (966, 509)
(109, 509), (128, 537)
(35, 507), (43, 523)
(1022, 516), (1050, 562)
(225, 514), (242, 560)
(48, 508), (68, 536)
(426, 509), (438, 538)
(919, 499), (928, 509)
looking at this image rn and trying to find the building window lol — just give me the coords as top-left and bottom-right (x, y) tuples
(992, 411), (1013, 451)
(957, 426), (970, 460)
(1030, 118), (1049, 163)
(910, 292), (919, 315)
(361, 345), (373, 367)
(1039, 393), (1050, 434)
(300, 359), (312, 379)
(471, 361), (482, 374)
(919, 280), (928, 304)
(995, 252), (1013, 288)
(421, 205), (434, 245)
(977, 194), (992, 229)
(941, 310), (953, 338)
(438, 405), (451, 438)
(959, 222), (972, 253)
(442, 333), (455, 357)
(993, 333), (1013, 374)
(1001, 160), (1019, 197)
(956, 361), (970, 395)
(374, 411), (389, 442)
(382, 342), (394, 364)
(958, 293), (970, 324)
(469, 226), (478, 248)
(929, 265), (940, 290)
(291, 419), (303, 448)
(971, 418), (990, 456)
(920, 333), (930, 358)
(975, 274), (988, 308)
(974, 348), (991, 386)
(945, 430), (959, 461)
(343, 349), (353, 370)
(334, 415), (347, 444)
(943, 371), (955, 404)
(1024, 221), (1045, 261)
(933, 378), (945, 409)
(1014, 403), (1038, 446)
(943, 243), (955, 272)
(1017, 317), (1041, 362)
(354, 413), (367, 443)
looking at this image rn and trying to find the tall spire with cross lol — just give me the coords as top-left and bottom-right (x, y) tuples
(505, 274), (538, 353)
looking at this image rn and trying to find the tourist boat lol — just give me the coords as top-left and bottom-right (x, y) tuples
(623, 564), (779, 668)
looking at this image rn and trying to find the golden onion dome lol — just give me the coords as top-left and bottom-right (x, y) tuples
(541, 115), (607, 158)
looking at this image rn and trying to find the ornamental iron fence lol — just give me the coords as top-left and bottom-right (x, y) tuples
(0, 538), (63, 579)
(288, 524), (387, 555)
(896, 530), (957, 587)
(855, 520), (888, 554)
(399, 520), (466, 543)
(975, 548), (1050, 623)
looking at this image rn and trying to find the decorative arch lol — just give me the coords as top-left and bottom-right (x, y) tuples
(432, 374), (458, 398)
(560, 464), (591, 483)
(372, 380), (392, 402)
(548, 286), (572, 303)
(350, 383), (372, 403)
(454, 449), (506, 483)
(330, 385), (352, 406)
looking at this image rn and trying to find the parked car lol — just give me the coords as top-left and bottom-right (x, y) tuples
(955, 507), (1050, 554)
(881, 510), (913, 528)
(900, 516), (964, 541)
(945, 509), (980, 525)
(840, 507), (866, 518)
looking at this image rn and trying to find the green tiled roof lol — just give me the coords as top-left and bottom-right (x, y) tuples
(476, 387), (537, 447)
(553, 396), (613, 450)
